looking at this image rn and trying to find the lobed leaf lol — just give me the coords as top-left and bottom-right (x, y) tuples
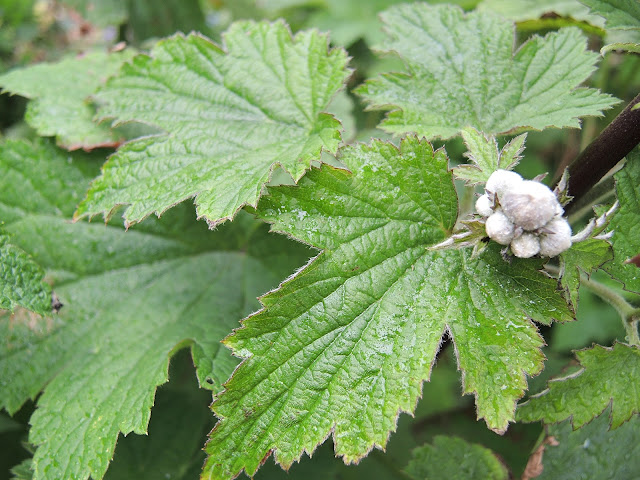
(404, 436), (508, 480)
(454, 127), (526, 184)
(202, 136), (572, 479)
(517, 343), (640, 429)
(558, 238), (613, 310)
(0, 50), (135, 150)
(0, 140), (312, 480)
(578, 0), (640, 30)
(356, 3), (618, 140)
(533, 408), (640, 480)
(77, 22), (351, 227)
(103, 354), (213, 480)
(604, 148), (640, 293)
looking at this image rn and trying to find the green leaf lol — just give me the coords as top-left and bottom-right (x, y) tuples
(453, 128), (526, 184)
(404, 436), (509, 480)
(601, 42), (640, 54)
(0, 140), (312, 480)
(0, 0), (36, 27)
(517, 343), (640, 429)
(77, 22), (351, 227)
(604, 148), (640, 293)
(304, 0), (409, 47)
(58, 0), (128, 27)
(559, 238), (613, 310)
(104, 352), (213, 480)
(534, 408), (640, 480)
(126, 0), (206, 44)
(550, 282), (626, 352)
(11, 459), (33, 480)
(0, 234), (51, 315)
(356, 4), (618, 140)
(0, 50), (136, 150)
(578, 0), (640, 30)
(202, 136), (572, 479)
(478, 0), (605, 26)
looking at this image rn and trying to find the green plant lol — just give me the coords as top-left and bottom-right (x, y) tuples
(1, 1), (639, 479)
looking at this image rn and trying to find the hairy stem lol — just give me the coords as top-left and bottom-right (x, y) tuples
(560, 92), (640, 214)
(577, 274), (639, 345)
(546, 265), (640, 345)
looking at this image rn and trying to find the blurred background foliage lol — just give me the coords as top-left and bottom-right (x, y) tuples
(1, 0), (639, 478)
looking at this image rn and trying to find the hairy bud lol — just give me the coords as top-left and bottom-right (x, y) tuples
(510, 233), (541, 258)
(501, 180), (558, 230)
(539, 217), (572, 257)
(485, 210), (515, 245)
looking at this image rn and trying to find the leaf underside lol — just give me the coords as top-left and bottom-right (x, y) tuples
(202, 136), (572, 480)
(76, 21), (351, 227)
(517, 343), (640, 429)
(0, 140), (312, 480)
(356, 3), (619, 140)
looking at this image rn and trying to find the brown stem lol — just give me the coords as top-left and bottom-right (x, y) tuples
(560, 93), (640, 214)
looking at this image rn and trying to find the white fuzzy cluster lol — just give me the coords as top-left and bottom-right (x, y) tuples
(476, 170), (572, 258)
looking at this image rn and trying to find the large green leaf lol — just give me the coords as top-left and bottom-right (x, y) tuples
(202, 136), (572, 479)
(604, 148), (640, 293)
(0, 234), (50, 315)
(517, 343), (640, 429)
(404, 436), (508, 480)
(0, 140), (312, 480)
(578, 0), (640, 29)
(103, 352), (213, 480)
(76, 21), (351, 227)
(356, 4), (618, 140)
(534, 409), (640, 480)
(0, 50), (135, 150)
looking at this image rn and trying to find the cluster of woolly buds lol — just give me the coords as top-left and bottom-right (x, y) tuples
(476, 170), (572, 258)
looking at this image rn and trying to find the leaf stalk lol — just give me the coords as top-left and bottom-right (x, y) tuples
(577, 274), (640, 346)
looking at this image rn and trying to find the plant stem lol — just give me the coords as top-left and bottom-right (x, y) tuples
(560, 92), (640, 215)
(548, 264), (640, 345)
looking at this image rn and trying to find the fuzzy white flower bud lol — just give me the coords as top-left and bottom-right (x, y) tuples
(485, 170), (523, 198)
(501, 180), (558, 230)
(485, 210), (515, 245)
(510, 233), (540, 258)
(539, 217), (572, 257)
(475, 194), (494, 217)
